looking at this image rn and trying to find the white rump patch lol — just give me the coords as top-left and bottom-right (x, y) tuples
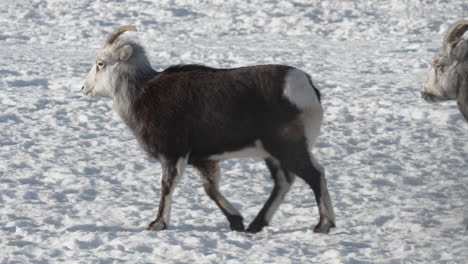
(283, 69), (321, 109)
(283, 69), (324, 148)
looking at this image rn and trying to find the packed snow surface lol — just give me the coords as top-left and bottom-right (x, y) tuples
(1, 0), (467, 263)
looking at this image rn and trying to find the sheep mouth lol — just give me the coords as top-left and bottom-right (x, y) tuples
(421, 92), (447, 103)
(82, 87), (93, 97)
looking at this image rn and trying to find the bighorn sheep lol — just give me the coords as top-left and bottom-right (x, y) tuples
(82, 25), (335, 233)
(422, 19), (468, 122)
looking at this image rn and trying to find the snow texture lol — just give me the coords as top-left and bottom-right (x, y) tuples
(1, 0), (467, 263)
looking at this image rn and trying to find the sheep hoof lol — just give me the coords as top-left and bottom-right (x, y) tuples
(313, 219), (335, 234)
(147, 221), (166, 231)
(229, 221), (245, 232)
(246, 220), (267, 233)
(227, 215), (244, 232)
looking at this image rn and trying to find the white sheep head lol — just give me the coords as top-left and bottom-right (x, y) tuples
(82, 25), (139, 99)
(422, 19), (468, 121)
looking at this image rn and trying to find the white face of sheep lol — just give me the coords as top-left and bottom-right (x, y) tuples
(82, 26), (137, 99)
(421, 20), (468, 103)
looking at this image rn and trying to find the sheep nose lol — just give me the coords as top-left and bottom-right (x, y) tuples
(81, 86), (84, 91)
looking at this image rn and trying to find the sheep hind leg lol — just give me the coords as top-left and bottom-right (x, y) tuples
(289, 151), (335, 233)
(246, 157), (295, 233)
(264, 139), (335, 233)
(194, 160), (245, 232)
(308, 154), (335, 233)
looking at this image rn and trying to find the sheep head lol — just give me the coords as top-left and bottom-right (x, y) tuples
(422, 19), (468, 121)
(82, 25), (139, 98)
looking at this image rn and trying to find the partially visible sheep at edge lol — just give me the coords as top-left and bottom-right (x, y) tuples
(422, 19), (468, 122)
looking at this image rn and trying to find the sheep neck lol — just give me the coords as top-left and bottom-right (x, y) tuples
(113, 69), (158, 130)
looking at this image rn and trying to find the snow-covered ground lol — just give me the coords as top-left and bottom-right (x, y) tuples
(1, 0), (467, 263)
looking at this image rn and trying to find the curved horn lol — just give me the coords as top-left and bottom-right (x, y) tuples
(106, 25), (138, 45)
(443, 19), (468, 48)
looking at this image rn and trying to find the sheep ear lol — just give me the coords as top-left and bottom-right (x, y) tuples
(450, 40), (468, 61)
(117, 44), (133, 61)
(457, 85), (468, 122)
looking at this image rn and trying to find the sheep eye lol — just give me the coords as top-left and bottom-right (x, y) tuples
(97, 61), (105, 68)
(435, 64), (444, 70)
